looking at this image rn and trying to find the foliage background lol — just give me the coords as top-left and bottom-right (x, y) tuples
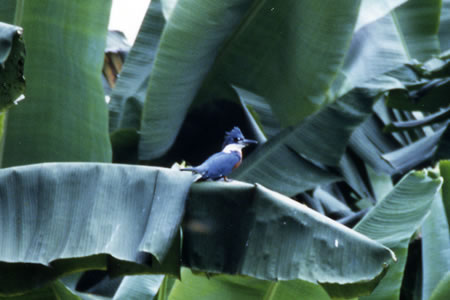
(0, 0), (449, 299)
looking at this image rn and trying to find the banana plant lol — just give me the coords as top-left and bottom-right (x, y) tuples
(0, 0), (449, 299)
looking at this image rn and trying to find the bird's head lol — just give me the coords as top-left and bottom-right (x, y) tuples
(221, 127), (257, 150)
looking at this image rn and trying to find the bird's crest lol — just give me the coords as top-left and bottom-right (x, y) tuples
(222, 127), (244, 148)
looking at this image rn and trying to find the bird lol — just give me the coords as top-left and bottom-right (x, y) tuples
(181, 127), (257, 181)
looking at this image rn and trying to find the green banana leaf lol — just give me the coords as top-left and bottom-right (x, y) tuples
(339, 152), (374, 201)
(232, 86), (280, 139)
(355, 0), (407, 31)
(440, 160), (450, 225)
(420, 161), (450, 300)
(0, 22), (25, 111)
(168, 268), (333, 300)
(440, 0), (450, 51)
(386, 52), (450, 113)
(113, 275), (164, 300)
(339, 0), (441, 92)
(0, 0), (16, 24)
(232, 87), (379, 196)
(366, 164), (393, 202)
(312, 188), (353, 218)
(384, 108), (450, 132)
(157, 276), (176, 300)
(349, 52), (450, 175)
(0, 163), (193, 295)
(182, 181), (396, 298)
(393, 0), (441, 61)
(1, 0), (112, 167)
(353, 169), (443, 300)
(0, 22), (18, 63)
(137, 0), (362, 160)
(429, 272), (450, 300)
(349, 116), (399, 175)
(138, 0), (254, 160)
(421, 191), (450, 300)
(108, 0), (164, 132)
(382, 126), (446, 172)
(0, 281), (80, 300)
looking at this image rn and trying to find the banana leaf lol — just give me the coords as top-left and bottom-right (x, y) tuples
(354, 170), (443, 300)
(339, 0), (441, 92)
(0, 281), (80, 300)
(420, 161), (450, 300)
(381, 126), (446, 172)
(1, 0), (112, 167)
(138, 0), (361, 160)
(384, 108), (450, 132)
(440, 160), (450, 225)
(108, 0), (164, 132)
(440, 0), (450, 51)
(113, 275), (164, 300)
(429, 272), (450, 300)
(386, 53), (450, 113)
(421, 191), (450, 300)
(0, 0), (16, 24)
(168, 268), (333, 300)
(355, 0), (407, 31)
(0, 163), (193, 295)
(232, 87), (379, 196)
(138, 0), (254, 160)
(0, 22), (24, 111)
(182, 181), (396, 298)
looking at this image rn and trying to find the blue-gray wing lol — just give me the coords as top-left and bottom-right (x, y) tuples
(196, 152), (241, 180)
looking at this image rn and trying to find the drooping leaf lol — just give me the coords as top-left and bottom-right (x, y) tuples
(2, 0), (112, 166)
(0, 22), (25, 110)
(353, 170), (443, 300)
(109, 0), (164, 132)
(182, 181), (396, 298)
(0, 163), (193, 295)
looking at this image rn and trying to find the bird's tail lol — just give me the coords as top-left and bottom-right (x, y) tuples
(180, 168), (198, 173)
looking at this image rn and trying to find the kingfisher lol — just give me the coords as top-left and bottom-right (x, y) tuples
(181, 127), (257, 181)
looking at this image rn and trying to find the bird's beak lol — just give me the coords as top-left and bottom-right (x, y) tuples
(241, 139), (258, 145)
